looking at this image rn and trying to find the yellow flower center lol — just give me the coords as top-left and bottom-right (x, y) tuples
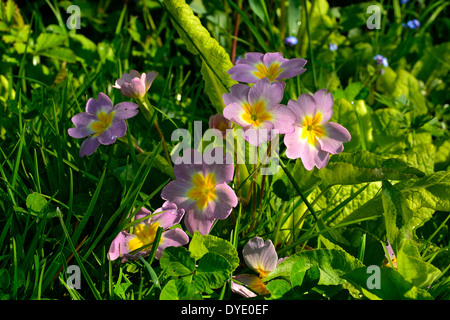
(187, 173), (217, 210)
(241, 101), (272, 127)
(255, 265), (269, 279)
(127, 221), (161, 252)
(90, 111), (115, 136)
(253, 62), (282, 81)
(301, 113), (326, 146)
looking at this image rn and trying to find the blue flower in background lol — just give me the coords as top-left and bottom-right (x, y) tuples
(284, 36), (298, 46)
(406, 19), (420, 29)
(400, 0), (409, 4)
(374, 55), (389, 68)
(329, 43), (338, 51)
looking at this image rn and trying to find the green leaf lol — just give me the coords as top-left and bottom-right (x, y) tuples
(249, 0), (266, 22)
(381, 180), (413, 254)
(188, 231), (239, 271)
(341, 171), (450, 240)
(317, 150), (424, 186)
(397, 240), (441, 289)
(39, 47), (77, 63)
(370, 108), (408, 154)
(343, 267), (433, 300)
(26, 193), (47, 215)
(160, 246), (196, 277)
(162, 0), (236, 112)
(376, 69), (428, 115)
(412, 42), (450, 84)
(290, 258), (307, 288)
(266, 279), (293, 300)
(265, 249), (364, 285)
(193, 252), (232, 291)
(34, 33), (66, 52)
(160, 278), (202, 300)
(329, 98), (363, 152)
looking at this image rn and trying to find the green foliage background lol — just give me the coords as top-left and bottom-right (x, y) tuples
(0, 0), (448, 300)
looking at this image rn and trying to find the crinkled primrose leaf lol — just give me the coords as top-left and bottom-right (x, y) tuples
(162, 0), (237, 112)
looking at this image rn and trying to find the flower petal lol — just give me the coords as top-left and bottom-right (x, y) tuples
(96, 120), (126, 145)
(318, 122), (351, 154)
(207, 183), (238, 220)
(312, 89), (334, 123)
(277, 58), (307, 80)
(120, 78), (146, 99)
(237, 52), (264, 65)
(144, 71), (158, 91)
(86, 92), (114, 115)
(242, 237), (278, 275)
(232, 274), (269, 297)
(223, 102), (249, 128)
(79, 135), (101, 157)
(286, 94), (317, 123)
(284, 129), (329, 170)
(262, 52), (286, 66)
(184, 208), (216, 235)
(113, 102), (139, 121)
(156, 229), (189, 259)
(202, 148), (234, 184)
(68, 113), (97, 138)
(152, 202), (185, 230)
(108, 230), (132, 261)
(161, 180), (196, 211)
(248, 78), (285, 108)
(267, 105), (296, 134)
(242, 121), (274, 146)
(113, 70), (141, 89)
(134, 207), (152, 221)
(223, 83), (250, 106)
(173, 148), (204, 181)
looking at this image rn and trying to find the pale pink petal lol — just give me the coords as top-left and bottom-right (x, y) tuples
(108, 231), (133, 261)
(152, 202), (185, 230)
(242, 237), (278, 275)
(267, 105), (296, 134)
(97, 120), (126, 145)
(156, 229), (189, 259)
(262, 52), (287, 66)
(184, 208), (216, 235)
(232, 274), (269, 298)
(160, 180), (196, 211)
(207, 183), (237, 220)
(318, 122), (351, 154)
(79, 135), (101, 157)
(202, 148), (234, 183)
(112, 102), (139, 121)
(287, 94), (317, 123)
(86, 92), (114, 115)
(313, 89), (334, 123)
(223, 83), (250, 106)
(277, 58), (307, 80)
(248, 78), (285, 108)
(223, 102), (249, 128)
(144, 71), (158, 91)
(284, 131), (329, 170)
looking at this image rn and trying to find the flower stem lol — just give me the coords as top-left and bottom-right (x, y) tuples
(302, 0), (317, 91)
(138, 97), (172, 165)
